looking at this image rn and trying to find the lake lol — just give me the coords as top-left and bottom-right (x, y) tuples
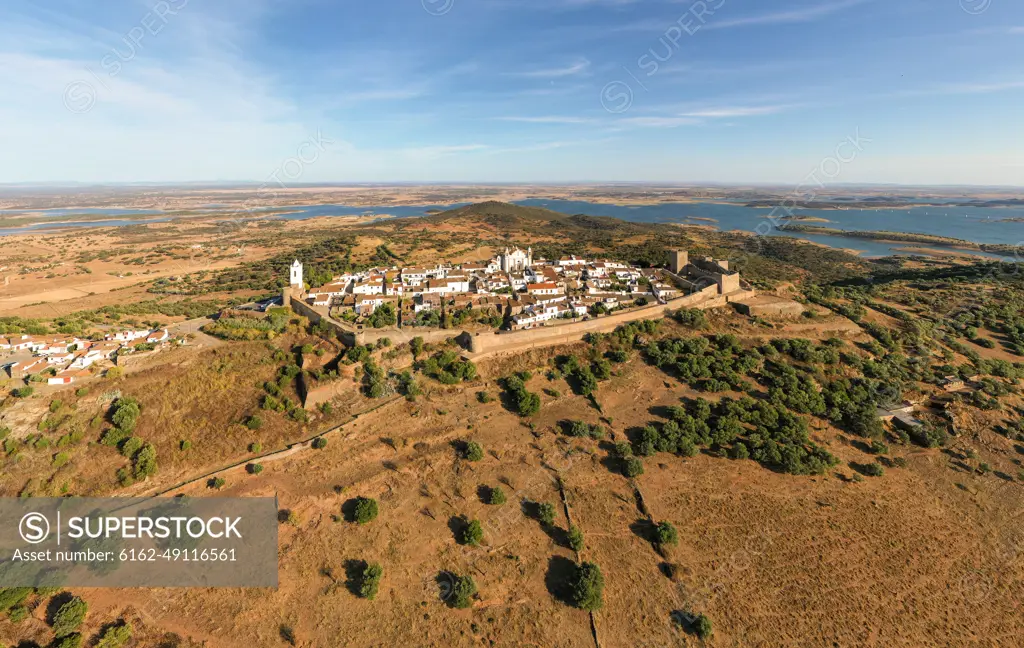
(2, 198), (1023, 260)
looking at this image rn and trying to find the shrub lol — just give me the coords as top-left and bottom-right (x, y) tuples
(516, 391), (541, 417)
(487, 486), (507, 505)
(567, 526), (584, 552)
(52, 452), (71, 469)
(210, 477), (226, 490)
(75, 387), (89, 397)
(106, 367), (124, 379)
(623, 456), (644, 478)
(110, 397), (141, 434)
(869, 439), (889, 455)
(359, 562), (383, 600)
(179, 440), (192, 451)
(95, 622), (132, 648)
(693, 613), (713, 639)
(612, 442), (633, 458)
(569, 562), (604, 611)
(477, 391), (493, 404)
(246, 415), (263, 430)
(461, 441), (484, 462)
(249, 442), (262, 453)
(536, 502), (556, 526)
(449, 574), (477, 609)
(312, 437), (327, 449)
(460, 519), (484, 546)
(132, 443), (158, 480)
(120, 436), (144, 459)
(247, 463), (264, 475)
(8, 605), (28, 623)
(567, 420), (591, 438)
(52, 634), (83, 648)
(863, 462), (884, 477)
(0, 587), (31, 612)
(52, 595), (88, 637)
(654, 521), (679, 546)
(11, 387), (34, 398)
(354, 497), (379, 524)
(49, 399), (63, 413)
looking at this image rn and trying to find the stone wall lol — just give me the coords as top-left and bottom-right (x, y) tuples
(466, 287), (743, 360)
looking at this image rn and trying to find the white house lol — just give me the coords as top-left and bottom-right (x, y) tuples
(527, 282), (562, 297)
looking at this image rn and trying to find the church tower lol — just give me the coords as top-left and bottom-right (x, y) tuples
(290, 260), (303, 288)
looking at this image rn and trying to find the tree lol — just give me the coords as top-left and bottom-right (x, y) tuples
(693, 613), (713, 640)
(460, 519), (484, 546)
(354, 497), (379, 524)
(52, 596), (87, 637)
(462, 441), (484, 461)
(96, 622), (132, 648)
(569, 562), (604, 611)
(623, 456), (644, 478)
(536, 502), (556, 526)
(449, 574), (477, 609)
(52, 634), (83, 648)
(654, 521), (678, 546)
(516, 390), (542, 417)
(567, 526), (585, 552)
(246, 415), (263, 430)
(487, 486), (507, 505)
(410, 336), (425, 357)
(132, 443), (158, 480)
(312, 437), (327, 449)
(247, 462), (264, 475)
(111, 398), (141, 434)
(359, 562), (383, 600)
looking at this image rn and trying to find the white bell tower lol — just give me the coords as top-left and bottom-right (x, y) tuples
(290, 260), (303, 288)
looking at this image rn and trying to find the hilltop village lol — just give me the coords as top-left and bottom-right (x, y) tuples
(299, 247), (747, 331)
(1, 327), (175, 385)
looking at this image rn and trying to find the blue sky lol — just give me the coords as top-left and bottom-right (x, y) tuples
(1, 0), (1022, 185)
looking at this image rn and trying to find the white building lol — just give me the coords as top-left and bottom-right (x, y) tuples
(290, 260), (303, 288)
(498, 247), (533, 273)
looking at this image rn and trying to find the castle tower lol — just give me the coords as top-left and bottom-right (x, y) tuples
(668, 250), (688, 274)
(290, 260), (303, 288)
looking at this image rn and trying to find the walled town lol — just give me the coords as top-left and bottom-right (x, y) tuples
(300, 247), (747, 331)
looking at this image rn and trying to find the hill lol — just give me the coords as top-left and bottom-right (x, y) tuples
(409, 200), (660, 236)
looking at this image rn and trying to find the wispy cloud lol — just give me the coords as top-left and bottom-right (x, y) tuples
(707, 0), (873, 30)
(507, 58), (591, 78)
(495, 115), (597, 124)
(680, 104), (796, 118)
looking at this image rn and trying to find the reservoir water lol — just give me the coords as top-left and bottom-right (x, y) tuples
(3, 199), (1024, 260)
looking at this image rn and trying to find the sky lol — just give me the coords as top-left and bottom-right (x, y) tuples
(1, 0), (1023, 185)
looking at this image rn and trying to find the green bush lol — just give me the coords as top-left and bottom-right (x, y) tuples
(0, 587), (31, 612)
(52, 633), (83, 648)
(11, 386), (34, 398)
(52, 595), (88, 637)
(210, 477), (226, 489)
(567, 526), (584, 552)
(312, 437), (327, 449)
(95, 622), (132, 648)
(449, 574), (477, 609)
(536, 502), (556, 526)
(487, 486), (507, 505)
(247, 463), (264, 475)
(359, 562), (383, 600)
(246, 415), (263, 430)
(110, 397), (141, 434)
(862, 462), (884, 477)
(654, 521), (678, 546)
(477, 391), (493, 404)
(461, 441), (484, 461)
(623, 456), (644, 478)
(131, 443), (158, 480)
(354, 497), (379, 524)
(50, 399), (63, 413)
(460, 519), (484, 546)
(693, 613), (713, 640)
(569, 562), (604, 611)
(120, 436), (143, 459)
(249, 442), (262, 453)
(179, 440), (192, 451)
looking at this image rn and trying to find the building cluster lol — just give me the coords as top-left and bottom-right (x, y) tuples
(1, 328), (171, 385)
(298, 246), (727, 330)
